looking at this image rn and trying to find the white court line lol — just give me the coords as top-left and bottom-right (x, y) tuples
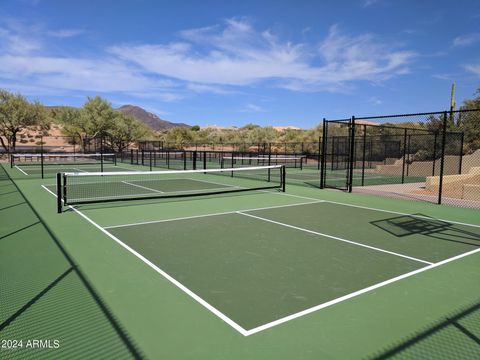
(122, 180), (164, 193)
(41, 184), (480, 336)
(236, 212), (433, 265)
(245, 245), (480, 336)
(324, 200), (480, 229)
(104, 201), (325, 229)
(66, 204), (251, 337)
(15, 166), (28, 175)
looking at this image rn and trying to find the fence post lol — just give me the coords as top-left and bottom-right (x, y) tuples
(401, 128), (407, 184)
(438, 112), (448, 205)
(320, 119), (327, 188)
(317, 135), (322, 171)
(40, 135), (44, 179)
(361, 125), (367, 186)
(347, 117), (356, 192)
(458, 132), (464, 174)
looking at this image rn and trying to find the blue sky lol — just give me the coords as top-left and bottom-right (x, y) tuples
(0, 0), (479, 128)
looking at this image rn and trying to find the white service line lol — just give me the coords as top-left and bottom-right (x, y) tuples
(244, 244), (480, 335)
(236, 211), (433, 265)
(68, 204), (250, 336)
(104, 200), (325, 229)
(324, 200), (480, 229)
(41, 183), (480, 337)
(15, 166), (28, 175)
(121, 180), (164, 193)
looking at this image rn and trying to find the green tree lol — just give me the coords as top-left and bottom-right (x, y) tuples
(0, 90), (46, 152)
(106, 113), (150, 152)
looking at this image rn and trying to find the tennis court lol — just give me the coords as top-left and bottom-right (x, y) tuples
(3, 160), (480, 359)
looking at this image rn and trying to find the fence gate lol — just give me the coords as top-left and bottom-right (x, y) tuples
(321, 118), (354, 191)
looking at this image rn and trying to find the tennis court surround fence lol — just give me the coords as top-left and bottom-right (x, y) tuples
(7, 109), (480, 208)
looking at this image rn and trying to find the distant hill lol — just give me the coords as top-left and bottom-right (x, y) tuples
(117, 105), (190, 131)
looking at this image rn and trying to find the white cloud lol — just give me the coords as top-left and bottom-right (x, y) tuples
(110, 20), (415, 91)
(368, 96), (382, 105)
(464, 64), (480, 76)
(47, 29), (85, 38)
(453, 33), (480, 47)
(363, 0), (380, 7)
(0, 17), (416, 100)
(240, 103), (265, 112)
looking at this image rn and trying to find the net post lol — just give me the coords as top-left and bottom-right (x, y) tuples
(62, 173), (67, 206)
(141, 150), (144, 166)
(193, 151), (197, 170)
(56, 173), (62, 213)
(281, 165), (286, 192)
(183, 150), (187, 170)
(268, 144), (272, 182)
(167, 150), (170, 169)
(130, 149), (133, 165)
(203, 151), (207, 171)
(10, 153), (13, 168)
(231, 151), (234, 177)
(113, 153), (117, 166)
(348, 116), (356, 193)
(438, 111), (448, 205)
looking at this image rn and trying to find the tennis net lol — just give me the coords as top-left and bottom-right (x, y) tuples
(12, 153), (116, 166)
(56, 165), (285, 212)
(221, 155), (305, 169)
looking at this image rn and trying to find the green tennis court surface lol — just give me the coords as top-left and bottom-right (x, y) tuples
(2, 162), (480, 359)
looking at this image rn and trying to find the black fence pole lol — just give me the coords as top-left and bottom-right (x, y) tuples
(401, 128), (407, 184)
(100, 137), (104, 173)
(320, 119), (327, 188)
(361, 125), (366, 186)
(406, 134), (411, 177)
(348, 117), (356, 193)
(459, 132), (464, 174)
(193, 151), (197, 170)
(317, 135), (322, 171)
(438, 112), (448, 205)
(40, 135), (44, 179)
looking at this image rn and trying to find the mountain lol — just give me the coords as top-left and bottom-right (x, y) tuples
(117, 105), (190, 131)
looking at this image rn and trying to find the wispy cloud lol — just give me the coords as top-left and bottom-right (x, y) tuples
(452, 33), (480, 47)
(368, 96), (382, 105)
(240, 103), (265, 112)
(464, 64), (480, 76)
(363, 0), (380, 7)
(110, 20), (415, 91)
(47, 29), (86, 38)
(0, 17), (416, 100)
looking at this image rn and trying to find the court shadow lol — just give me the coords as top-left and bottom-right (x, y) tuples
(370, 300), (480, 359)
(370, 214), (480, 247)
(0, 165), (143, 359)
